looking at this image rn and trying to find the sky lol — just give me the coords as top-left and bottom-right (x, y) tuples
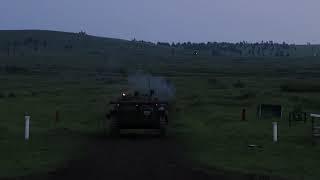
(0, 0), (319, 44)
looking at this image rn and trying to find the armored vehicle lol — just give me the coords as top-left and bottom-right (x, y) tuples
(107, 90), (169, 136)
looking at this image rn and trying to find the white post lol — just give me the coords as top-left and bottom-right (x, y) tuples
(25, 114), (30, 140)
(273, 122), (278, 142)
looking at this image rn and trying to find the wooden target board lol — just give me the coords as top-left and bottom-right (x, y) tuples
(311, 114), (320, 145)
(257, 104), (282, 120)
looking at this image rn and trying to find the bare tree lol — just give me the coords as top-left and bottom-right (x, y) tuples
(33, 40), (39, 52)
(171, 48), (175, 56)
(43, 40), (47, 48)
(7, 42), (10, 56)
(13, 41), (18, 56)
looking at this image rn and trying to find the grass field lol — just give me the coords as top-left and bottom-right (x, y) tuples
(1, 30), (320, 179)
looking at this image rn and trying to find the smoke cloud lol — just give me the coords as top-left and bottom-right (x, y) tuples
(127, 73), (175, 101)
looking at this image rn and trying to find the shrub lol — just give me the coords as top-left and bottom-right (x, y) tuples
(8, 92), (16, 98)
(208, 78), (228, 89)
(104, 78), (117, 84)
(118, 68), (128, 77)
(236, 91), (257, 100)
(4, 65), (29, 74)
(207, 78), (217, 85)
(31, 91), (37, 96)
(233, 80), (245, 88)
(292, 104), (303, 113)
(281, 81), (320, 92)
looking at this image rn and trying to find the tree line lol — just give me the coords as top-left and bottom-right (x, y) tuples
(156, 41), (302, 57)
(3, 31), (89, 56)
(4, 38), (48, 56)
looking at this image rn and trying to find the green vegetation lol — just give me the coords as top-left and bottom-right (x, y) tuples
(281, 81), (320, 92)
(0, 30), (320, 179)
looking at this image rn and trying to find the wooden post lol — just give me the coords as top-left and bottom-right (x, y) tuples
(304, 112), (307, 123)
(7, 42), (10, 56)
(13, 45), (15, 56)
(258, 104), (262, 120)
(289, 112), (292, 127)
(310, 114), (320, 145)
(312, 116), (315, 146)
(242, 108), (246, 121)
(55, 110), (59, 123)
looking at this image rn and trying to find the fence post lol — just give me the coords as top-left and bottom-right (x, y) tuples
(242, 108), (246, 121)
(25, 113), (30, 140)
(273, 122), (278, 142)
(55, 110), (59, 123)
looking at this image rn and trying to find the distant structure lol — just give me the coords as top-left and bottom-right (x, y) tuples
(77, 31), (88, 40)
(79, 31), (87, 36)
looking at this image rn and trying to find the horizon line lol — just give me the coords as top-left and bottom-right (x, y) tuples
(0, 28), (319, 46)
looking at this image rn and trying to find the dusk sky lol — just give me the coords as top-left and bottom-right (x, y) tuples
(1, 0), (319, 44)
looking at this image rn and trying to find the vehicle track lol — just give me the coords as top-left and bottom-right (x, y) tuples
(5, 134), (288, 180)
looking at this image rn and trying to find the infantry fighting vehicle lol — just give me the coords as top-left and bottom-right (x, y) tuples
(107, 90), (169, 136)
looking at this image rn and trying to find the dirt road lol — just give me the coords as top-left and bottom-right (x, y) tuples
(6, 133), (288, 180)
(42, 135), (216, 180)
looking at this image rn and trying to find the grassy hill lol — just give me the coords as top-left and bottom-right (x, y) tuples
(1, 30), (320, 58)
(0, 30), (173, 58)
(1, 30), (320, 180)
